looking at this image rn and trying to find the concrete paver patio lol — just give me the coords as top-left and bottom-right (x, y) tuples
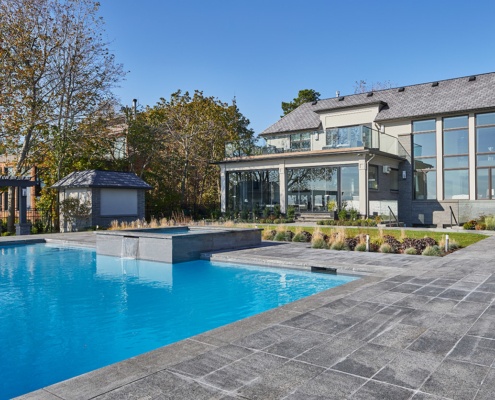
(12, 231), (495, 399)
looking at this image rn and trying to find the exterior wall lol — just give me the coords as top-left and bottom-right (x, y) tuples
(58, 188), (92, 232)
(320, 104), (380, 129)
(221, 151), (401, 217)
(264, 105), (380, 153)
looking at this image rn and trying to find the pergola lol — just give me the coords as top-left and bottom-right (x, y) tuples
(0, 175), (38, 235)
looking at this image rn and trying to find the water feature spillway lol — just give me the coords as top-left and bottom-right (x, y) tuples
(96, 226), (262, 263)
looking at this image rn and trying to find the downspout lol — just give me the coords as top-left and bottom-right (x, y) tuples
(365, 153), (376, 218)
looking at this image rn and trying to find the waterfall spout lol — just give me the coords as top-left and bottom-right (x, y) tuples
(122, 236), (139, 259)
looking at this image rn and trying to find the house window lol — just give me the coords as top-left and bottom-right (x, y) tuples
(476, 112), (495, 199)
(290, 132), (310, 151)
(443, 116), (469, 199)
(368, 165), (378, 189)
(390, 169), (399, 191)
(413, 119), (436, 199)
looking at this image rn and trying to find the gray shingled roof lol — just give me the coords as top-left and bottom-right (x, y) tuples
(262, 72), (495, 135)
(51, 170), (152, 189)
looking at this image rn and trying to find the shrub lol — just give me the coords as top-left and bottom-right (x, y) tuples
(485, 215), (495, 230)
(422, 245), (443, 256)
(31, 219), (45, 234)
(463, 220), (477, 230)
(383, 235), (401, 252)
(476, 223), (486, 230)
(287, 205), (296, 220)
(273, 204), (281, 218)
(349, 208), (359, 220)
(262, 229), (277, 240)
(273, 230), (294, 241)
(369, 242), (380, 252)
(355, 243), (367, 252)
(240, 208), (249, 220)
(262, 206), (270, 219)
(338, 209), (348, 221)
(330, 241), (349, 251)
(274, 232), (285, 241)
(404, 247), (417, 255)
(344, 237), (358, 251)
(312, 238), (328, 249)
(293, 231), (312, 243)
(448, 239), (460, 250)
(273, 218), (281, 224)
(379, 243), (394, 253)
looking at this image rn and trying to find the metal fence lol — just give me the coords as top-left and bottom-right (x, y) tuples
(0, 208), (56, 233)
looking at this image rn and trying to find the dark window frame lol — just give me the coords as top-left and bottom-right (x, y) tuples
(476, 112), (495, 199)
(412, 119), (437, 200)
(442, 115), (469, 199)
(390, 168), (399, 192)
(368, 164), (379, 190)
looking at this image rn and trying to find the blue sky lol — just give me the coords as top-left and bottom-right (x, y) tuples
(99, 0), (495, 135)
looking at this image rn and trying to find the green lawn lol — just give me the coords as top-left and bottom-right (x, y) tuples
(241, 224), (488, 248)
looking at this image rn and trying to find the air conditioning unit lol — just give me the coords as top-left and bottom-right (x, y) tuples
(383, 165), (391, 174)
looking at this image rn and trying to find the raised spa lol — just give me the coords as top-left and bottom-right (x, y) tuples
(96, 226), (262, 263)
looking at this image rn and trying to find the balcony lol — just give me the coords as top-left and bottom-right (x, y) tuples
(224, 126), (407, 159)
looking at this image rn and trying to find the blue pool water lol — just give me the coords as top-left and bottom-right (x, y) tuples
(0, 244), (357, 398)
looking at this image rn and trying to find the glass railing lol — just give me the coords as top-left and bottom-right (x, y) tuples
(224, 126), (406, 159)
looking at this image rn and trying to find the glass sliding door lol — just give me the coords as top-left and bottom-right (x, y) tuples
(341, 166), (360, 210)
(227, 169), (280, 215)
(286, 165), (356, 213)
(312, 168), (326, 212)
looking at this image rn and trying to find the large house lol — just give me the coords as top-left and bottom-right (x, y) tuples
(218, 72), (495, 227)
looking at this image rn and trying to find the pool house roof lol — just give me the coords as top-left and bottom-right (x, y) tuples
(51, 170), (152, 190)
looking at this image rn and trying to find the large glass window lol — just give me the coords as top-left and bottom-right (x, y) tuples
(290, 132), (310, 151)
(287, 166), (355, 213)
(227, 170), (280, 214)
(368, 165), (378, 189)
(476, 112), (495, 199)
(476, 169), (495, 199)
(443, 116), (469, 199)
(413, 119), (437, 199)
(341, 166), (360, 210)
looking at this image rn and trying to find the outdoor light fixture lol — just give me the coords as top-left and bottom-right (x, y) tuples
(402, 170), (407, 180)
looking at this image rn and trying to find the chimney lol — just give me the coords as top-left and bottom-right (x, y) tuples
(336, 90), (340, 98)
(132, 99), (137, 119)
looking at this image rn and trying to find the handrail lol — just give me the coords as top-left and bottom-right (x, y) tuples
(449, 206), (458, 227)
(388, 205), (399, 227)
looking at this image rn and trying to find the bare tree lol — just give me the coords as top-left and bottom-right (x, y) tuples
(0, 0), (125, 231)
(354, 80), (395, 94)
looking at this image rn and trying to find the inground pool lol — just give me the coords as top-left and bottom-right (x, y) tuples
(0, 243), (357, 398)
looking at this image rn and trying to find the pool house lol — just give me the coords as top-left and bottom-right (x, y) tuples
(218, 72), (495, 227)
